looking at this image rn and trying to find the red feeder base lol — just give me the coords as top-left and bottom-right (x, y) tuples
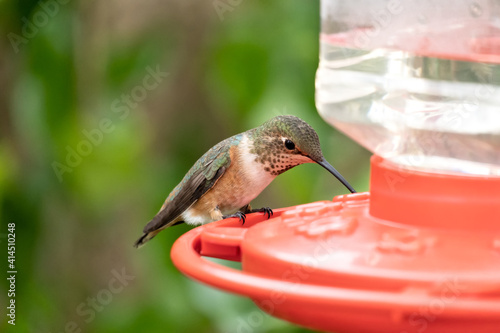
(171, 156), (500, 333)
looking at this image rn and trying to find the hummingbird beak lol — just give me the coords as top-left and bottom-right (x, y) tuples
(315, 158), (356, 193)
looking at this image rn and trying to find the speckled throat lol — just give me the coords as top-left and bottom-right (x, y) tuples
(247, 115), (322, 176)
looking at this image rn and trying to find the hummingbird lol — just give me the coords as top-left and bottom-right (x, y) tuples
(134, 115), (356, 247)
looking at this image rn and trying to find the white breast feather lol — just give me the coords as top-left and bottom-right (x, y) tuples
(236, 134), (276, 206)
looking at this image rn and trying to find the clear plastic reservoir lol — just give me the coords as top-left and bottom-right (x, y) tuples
(316, 0), (500, 176)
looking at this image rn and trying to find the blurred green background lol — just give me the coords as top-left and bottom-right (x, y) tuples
(0, 0), (369, 332)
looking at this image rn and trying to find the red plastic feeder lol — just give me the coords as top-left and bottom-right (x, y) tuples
(171, 155), (500, 333)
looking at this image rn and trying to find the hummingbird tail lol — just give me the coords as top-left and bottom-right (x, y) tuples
(133, 230), (160, 248)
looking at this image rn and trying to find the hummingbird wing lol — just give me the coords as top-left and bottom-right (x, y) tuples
(134, 134), (240, 247)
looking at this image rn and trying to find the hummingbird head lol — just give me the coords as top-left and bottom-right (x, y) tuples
(251, 115), (356, 193)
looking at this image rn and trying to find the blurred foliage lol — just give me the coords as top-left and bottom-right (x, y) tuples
(0, 0), (370, 332)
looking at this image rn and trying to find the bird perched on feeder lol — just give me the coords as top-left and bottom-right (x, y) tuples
(134, 115), (356, 247)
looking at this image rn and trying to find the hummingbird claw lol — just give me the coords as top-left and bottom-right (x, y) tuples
(250, 207), (273, 219)
(223, 211), (247, 225)
(262, 207), (273, 219)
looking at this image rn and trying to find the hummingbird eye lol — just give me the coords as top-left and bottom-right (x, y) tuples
(284, 139), (295, 150)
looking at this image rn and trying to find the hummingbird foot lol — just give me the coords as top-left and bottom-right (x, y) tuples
(222, 211), (247, 225)
(250, 207), (273, 219)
